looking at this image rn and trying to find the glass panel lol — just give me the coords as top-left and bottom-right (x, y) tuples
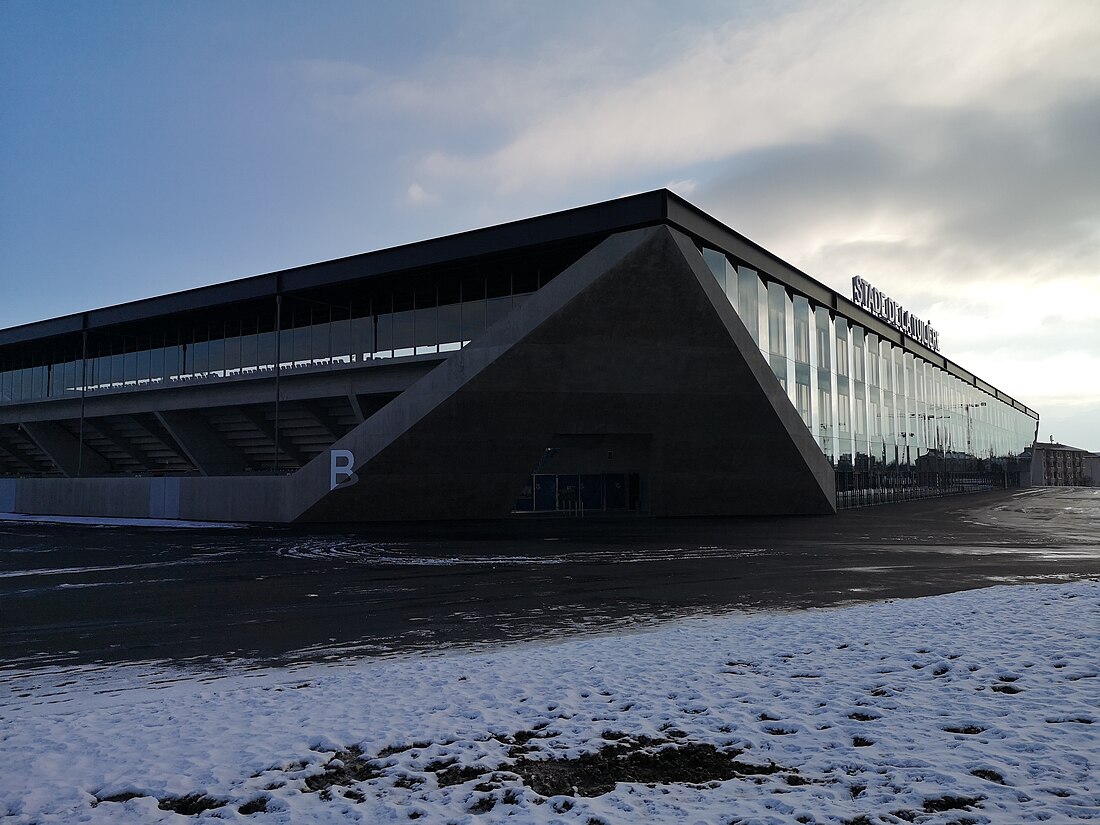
(257, 331), (277, 370)
(835, 321), (849, 377)
(770, 353), (788, 391)
(350, 316), (373, 361)
(291, 324), (309, 365)
(852, 325), (865, 383)
(240, 329), (257, 373)
(311, 321), (331, 363)
(330, 317), (350, 363)
(415, 305), (437, 355)
(815, 308), (832, 371)
(866, 333), (879, 387)
(737, 267), (759, 345)
(702, 247), (726, 290)
(767, 282), (786, 357)
(795, 362), (811, 426)
(159, 344), (176, 379)
(46, 364), (59, 397)
(837, 377), (851, 432)
(461, 299), (485, 343)
(392, 309), (414, 357)
(276, 328), (293, 368)
(110, 352), (125, 384)
(207, 338), (224, 375)
(724, 258), (737, 307)
(374, 311), (393, 358)
(64, 359), (77, 394)
(137, 348), (152, 383)
(437, 303), (461, 349)
(855, 382), (867, 433)
(793, 296), (810, 364)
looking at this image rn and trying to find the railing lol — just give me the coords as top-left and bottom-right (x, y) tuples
(0, 343), (464, 406)
(835, 470), (1018, 509)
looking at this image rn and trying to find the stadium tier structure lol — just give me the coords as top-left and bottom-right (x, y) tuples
(0, 191), (1039, 523)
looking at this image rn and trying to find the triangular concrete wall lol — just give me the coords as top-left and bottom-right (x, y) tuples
(287, 225), (835, 522)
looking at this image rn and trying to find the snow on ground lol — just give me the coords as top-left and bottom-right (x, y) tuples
(0, 514), (244, 528)
(2, 581), (1097, 824)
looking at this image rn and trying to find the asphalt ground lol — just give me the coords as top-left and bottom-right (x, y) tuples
(1, 487), (1097, 670)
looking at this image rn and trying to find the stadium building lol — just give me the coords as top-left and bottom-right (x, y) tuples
(0, 190), (1039, 523)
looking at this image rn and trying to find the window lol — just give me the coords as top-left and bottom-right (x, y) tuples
(767, 282), (787, 357)
(835, 322), (849, 377)
(793, 296), (810, 364)
(737, 267), (760, 345)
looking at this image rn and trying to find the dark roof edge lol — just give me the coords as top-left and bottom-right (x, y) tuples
(1035, 441), (1092, 452)
(0, 189), (670, 345)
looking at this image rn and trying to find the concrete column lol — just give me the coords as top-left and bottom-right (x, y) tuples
(21, 421), (111, 477)
(154, 410), (245, 476)
(347, 393), (367, 424)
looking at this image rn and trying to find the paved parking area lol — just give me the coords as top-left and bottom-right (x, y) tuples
(1, 488), (1097, 668)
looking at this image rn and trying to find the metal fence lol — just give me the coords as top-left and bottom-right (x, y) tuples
(834, 470), (1018, 509)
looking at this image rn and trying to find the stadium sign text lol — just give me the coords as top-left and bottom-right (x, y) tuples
(330, 449), (359, 490)
(851, 276), (940, 352)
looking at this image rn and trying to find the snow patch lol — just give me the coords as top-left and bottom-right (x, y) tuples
(1, 581), (1097, 823)
(0, 513), (245, 529)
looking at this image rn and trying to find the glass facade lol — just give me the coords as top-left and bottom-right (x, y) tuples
(701, 244), (1039, 506)
(0, 264), (555, 405)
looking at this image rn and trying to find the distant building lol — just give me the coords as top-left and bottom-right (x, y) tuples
(1030, 441), (1098, 486)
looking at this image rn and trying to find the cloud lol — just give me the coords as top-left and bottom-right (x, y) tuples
(303, 1), (1099, 276)
(664, 178), (697, 197)
(405, 182), (440, 206)
(398, 1), (1100, 194)
(696, 93), (1100, 287)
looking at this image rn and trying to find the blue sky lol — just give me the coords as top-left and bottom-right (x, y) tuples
(2, 1), (1098, 448)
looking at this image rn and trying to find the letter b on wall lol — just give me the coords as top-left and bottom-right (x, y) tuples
(330, 449), (359, 490)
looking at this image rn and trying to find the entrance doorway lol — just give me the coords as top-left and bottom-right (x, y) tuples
(513, 471), (641, 513)
(511, 434), (650, 514)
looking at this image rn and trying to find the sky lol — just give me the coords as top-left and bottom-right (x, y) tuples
(2, 0), (1098, 448)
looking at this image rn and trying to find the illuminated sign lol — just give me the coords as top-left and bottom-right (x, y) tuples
(851, 276), (940, 352)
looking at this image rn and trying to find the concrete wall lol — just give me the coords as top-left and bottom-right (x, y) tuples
(9, 476), (160, 519)
(2, 472), (290, 522)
